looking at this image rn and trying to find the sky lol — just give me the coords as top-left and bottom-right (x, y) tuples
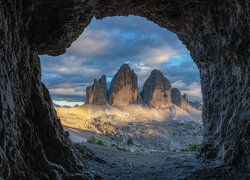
(40, 15), (202, 107)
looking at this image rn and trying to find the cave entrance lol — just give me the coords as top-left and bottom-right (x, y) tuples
(40, 15), (203, 153)
(1, 0), (248, 178)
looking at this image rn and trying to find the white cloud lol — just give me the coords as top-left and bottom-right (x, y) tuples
(53, 100), (83, 107)
(141, 46), (180, 66)
(49, 83), (90, 96)
(172, 55), (182, 59)
(171, 80), (187, 89)
(172, 80), (202, 99)
(57, 66), (100, 77)
(43, 56), (101, 77)
(69, 30), (113, 57)
(131, 63), (154, 87)
(49, 88), (83, 96)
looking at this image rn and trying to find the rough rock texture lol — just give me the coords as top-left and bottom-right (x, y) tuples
(171, 88), (189, 109)
(85, 75), (107, 105)
(0, 0), (249, 178)
(0, 0), (92, 179)
(98, 75), (107, 94)
(86, 144), (249, 180)
(141, 70), (172, 108)
(189, 101), (203, 110)
(109, 64), (140, 106)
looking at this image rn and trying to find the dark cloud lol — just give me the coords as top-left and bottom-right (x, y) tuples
(40, 15), (201, 106)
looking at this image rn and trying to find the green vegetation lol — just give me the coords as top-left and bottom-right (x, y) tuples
(116, 147), (130, 152)
(87, 137), (105, 146)
(96, 140), (105, 146)
(172, 149), (176, 152)
(110, 144), (130, 152)
(180, 144), (198, 152)
(111, 144), (119, 148)
(127, 138), (133, 146)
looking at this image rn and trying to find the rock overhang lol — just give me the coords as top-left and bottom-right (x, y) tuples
(30, 0), (249, 170)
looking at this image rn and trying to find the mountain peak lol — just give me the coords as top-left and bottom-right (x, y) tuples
(141, 69), (172, 108)
(85, 75), (107, 105)
(108, 64), (140, 106)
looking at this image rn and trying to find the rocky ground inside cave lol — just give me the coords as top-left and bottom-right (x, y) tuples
(59, 104), (249, 179)
(78, 143), (249, 180)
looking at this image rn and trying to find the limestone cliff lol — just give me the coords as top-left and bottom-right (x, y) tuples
(141, 69), (172, 108)
(109, 64), (140, 106)
(85, 75), (107, 105)
(171, 88), (189, 109)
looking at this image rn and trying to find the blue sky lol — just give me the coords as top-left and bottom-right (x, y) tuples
(40, 15), (202, 106)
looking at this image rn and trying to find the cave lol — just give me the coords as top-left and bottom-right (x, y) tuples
(0, 0), (249, 179)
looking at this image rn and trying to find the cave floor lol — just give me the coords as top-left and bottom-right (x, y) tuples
(82, 143), (248, 180)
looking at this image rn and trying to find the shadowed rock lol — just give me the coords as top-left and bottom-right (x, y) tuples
(171, 88), (189, 109)
(182, 94), (189, 104)
(109, 64), (140, 106)
(141, 69), (172, 108)
(85, 75), (107, 105)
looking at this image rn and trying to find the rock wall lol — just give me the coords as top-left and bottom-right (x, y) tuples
(85, 75), (107, 105)
(109, 64), (140, 106)
(175, 2), (250, 170)
(0, 0), (249, 178)
(141, 69), (172, 108)
(0, 0), (89, 179)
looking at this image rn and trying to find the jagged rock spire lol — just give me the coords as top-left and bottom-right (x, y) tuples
(85, 75), (107, 105)
(141, 69), (172, 108)
(108, 64), (140, 106)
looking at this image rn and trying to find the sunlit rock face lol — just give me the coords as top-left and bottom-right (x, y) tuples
(85, 75), (107, 105)
(0, 0), (249, 178)
(171, 88), (189, 109)
(109, 64), (140, 106)
(141, 70), (172, 108)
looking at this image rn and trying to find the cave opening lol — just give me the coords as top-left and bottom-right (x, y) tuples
(40, 15), (204, 153)
(0, 0), (248, 178)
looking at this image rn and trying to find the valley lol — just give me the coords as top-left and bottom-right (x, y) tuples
(56, 104), (203, 152)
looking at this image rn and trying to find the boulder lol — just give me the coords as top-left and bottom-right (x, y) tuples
(141, 69), (172, 108)
(109, 64), (140, 106)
